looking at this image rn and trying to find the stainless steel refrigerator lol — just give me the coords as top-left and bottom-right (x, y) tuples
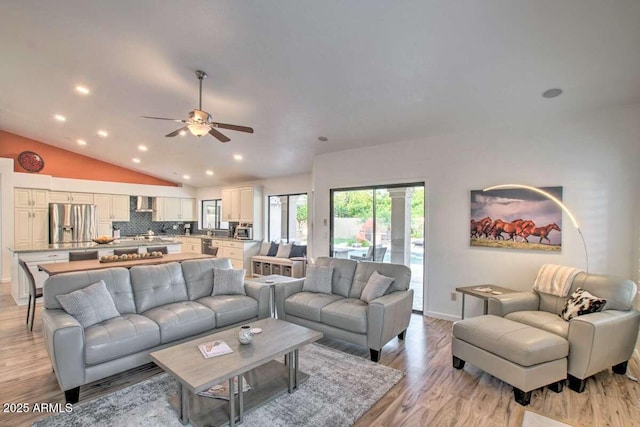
(49, 203), (97, 243)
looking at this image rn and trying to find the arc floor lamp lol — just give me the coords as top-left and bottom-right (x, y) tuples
(483, 184), (589, 272)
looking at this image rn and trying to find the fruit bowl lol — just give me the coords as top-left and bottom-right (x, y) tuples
(92, 236), (114, 244)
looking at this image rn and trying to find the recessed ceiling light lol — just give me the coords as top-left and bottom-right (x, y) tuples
(318, 136), (328, 142)
(205, 170), (214, 176)
(138, 145), (148, 152)
(97, 130), (108, 138)
(542, 88), (563, 98)
(183, 174), (190, 180)
(179, 130), (187, 136)
(54, 114), (66, 122)
(76, 139), (87, 146)
(233, 154), (243, 161)
(132, 158), (141, 163)
(75, 85), (90, 95)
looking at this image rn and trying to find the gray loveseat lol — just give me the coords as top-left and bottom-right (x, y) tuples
(488, 271), (640, 392)
(274, 257), (413, 361)
(42, 258), (270, 403)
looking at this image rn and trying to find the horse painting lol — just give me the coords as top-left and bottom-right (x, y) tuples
(470, 186), (563, 251)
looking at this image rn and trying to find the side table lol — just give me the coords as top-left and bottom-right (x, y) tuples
(455, 285), (518, 319)
(246, 274), (302, 317)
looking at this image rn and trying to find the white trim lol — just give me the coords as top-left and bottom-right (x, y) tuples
(425, 310), (460, 322)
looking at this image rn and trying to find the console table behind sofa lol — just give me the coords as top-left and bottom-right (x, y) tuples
(251, 256), (306, 278)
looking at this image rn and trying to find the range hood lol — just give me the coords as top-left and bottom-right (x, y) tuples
(134, 196), (153, 212)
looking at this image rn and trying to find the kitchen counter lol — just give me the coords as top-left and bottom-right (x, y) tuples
(9, 238), (181, 254)
(175, 234), (262, 243)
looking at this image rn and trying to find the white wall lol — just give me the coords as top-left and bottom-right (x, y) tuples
(311, 104), (640, 320)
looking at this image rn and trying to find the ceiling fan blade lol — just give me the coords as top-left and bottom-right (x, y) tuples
(141, 116), (185, 122)
(165, 126), (188, 137)
(211, 122), (254, 134)
(208, 128), (231, 143)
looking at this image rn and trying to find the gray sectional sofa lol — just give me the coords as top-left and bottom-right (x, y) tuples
(274, 257), (413, 361)
(41, 258), (270, 403)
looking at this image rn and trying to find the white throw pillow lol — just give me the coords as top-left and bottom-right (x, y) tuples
(212, 268), (246, 296)
(275, 242), (293, 258)
(360, 271), (395, 303)
(302, 265), (333, 294)
(56, 280), (120, 328)
(258, 241), (271, 256)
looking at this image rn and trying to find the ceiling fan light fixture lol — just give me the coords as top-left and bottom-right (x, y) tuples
(188, 123), (210, 137)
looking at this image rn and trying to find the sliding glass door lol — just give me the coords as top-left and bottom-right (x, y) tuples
(330, 183), (425, 312)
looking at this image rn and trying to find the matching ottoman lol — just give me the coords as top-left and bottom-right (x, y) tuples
(451, 315), (569, 405)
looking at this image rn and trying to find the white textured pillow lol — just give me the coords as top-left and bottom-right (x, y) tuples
(213, 268), (246, 296)
(258, 241), (271, 256)
(275, 242), (293, 258)
(56, 280), (120, 328)
(302, 266), (334, 294)
(360, 271), (395, 303)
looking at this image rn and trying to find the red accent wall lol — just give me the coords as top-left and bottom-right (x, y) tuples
(0, 130), (177, 186)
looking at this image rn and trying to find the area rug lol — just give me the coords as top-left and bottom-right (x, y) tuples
(33, 343), (403, 427)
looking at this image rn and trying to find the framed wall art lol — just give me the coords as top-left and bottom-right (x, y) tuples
(470, 186), (562, 251)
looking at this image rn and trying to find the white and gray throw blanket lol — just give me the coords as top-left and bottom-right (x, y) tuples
(533, 264), (582, 297)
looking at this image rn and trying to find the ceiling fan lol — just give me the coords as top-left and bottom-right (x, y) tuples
(141, 70), (253, 143)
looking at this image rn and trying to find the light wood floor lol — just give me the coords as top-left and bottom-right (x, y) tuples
(1, 282), (639, 427)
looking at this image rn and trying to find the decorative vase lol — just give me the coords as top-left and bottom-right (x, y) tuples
(238, 325), (254, 344)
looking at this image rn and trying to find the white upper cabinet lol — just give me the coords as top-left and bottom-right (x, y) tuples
(153, 198), (196, 221)
(219, 186), (263, 239)
(14, 189), (49, 249)
(49, 191), (94, 204)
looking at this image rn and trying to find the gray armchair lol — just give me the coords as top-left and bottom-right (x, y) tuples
(488, 271), (640, 392)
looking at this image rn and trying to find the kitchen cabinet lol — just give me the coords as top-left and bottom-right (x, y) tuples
(95, 194), (130, 236)
(177, 236), (201, 254)
(213, 239), (260, 271)
(14, 189), (49, 249)
(13, 251), (68, 302)
(49, 191), (94, 204)
(220, 186), (263, 239)
(221, 188), (240, 221)
(152, 198), (196, 221)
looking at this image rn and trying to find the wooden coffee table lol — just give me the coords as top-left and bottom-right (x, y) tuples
(149, 318), (322, 427)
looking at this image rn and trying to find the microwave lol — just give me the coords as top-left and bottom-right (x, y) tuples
(235, 226), (253, 240)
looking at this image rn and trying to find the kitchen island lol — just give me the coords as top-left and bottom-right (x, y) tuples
(39, 253), (214, 275)
(9, 239), (182, 305)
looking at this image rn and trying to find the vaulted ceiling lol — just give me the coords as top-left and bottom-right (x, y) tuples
(2, 1), (640, 187)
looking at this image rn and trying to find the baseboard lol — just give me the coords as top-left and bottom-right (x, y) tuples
(424, 310), (460, 322)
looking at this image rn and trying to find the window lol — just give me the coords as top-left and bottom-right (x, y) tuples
(201, 199), (228, 230)
(268, 193), (308, 243)
(330, 183), (425, 312)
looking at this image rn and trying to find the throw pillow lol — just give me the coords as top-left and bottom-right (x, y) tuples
(560, 287), (607, 321)
(360, 271), (395, 303)
(275, 242), (293, 258)
(213, 268), (246, 296)
(56, 280), (120, 328)
(267, 242), (279, 257)
(258, 241), (271, 256)
(302, 265), (334, 294)
(289, 244), (307, 258)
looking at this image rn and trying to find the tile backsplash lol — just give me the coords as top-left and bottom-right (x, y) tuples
(112, 197), (197, 236)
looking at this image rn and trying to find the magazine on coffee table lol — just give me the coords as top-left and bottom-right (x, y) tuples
(198, 376), (251, 400)
(197, 340), (233, 359)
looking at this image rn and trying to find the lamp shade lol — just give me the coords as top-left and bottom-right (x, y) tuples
(188, 123), (210, 137)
